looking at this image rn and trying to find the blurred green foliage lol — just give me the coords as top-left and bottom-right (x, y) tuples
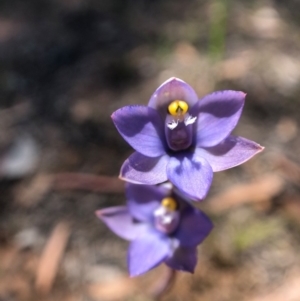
(209, 0), (229, 60)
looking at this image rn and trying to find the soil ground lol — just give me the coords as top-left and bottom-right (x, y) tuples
(1, 1), (300, 300)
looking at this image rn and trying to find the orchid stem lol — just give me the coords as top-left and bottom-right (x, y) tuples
(150, 267), (176, 300)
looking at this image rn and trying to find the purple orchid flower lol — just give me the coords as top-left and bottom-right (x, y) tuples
(112, 78), (264, 200)
(96, 183), (213, 277)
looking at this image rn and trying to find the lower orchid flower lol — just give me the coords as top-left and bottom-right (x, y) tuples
(96, 183), (213, 277)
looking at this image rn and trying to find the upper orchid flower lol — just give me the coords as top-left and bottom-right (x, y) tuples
(96, 183), (213, 277)
(112, 78), (263, 200)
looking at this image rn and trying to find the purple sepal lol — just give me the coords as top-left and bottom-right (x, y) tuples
(174, 207), (213, 247)
(166, 153), (213, 201)
(128, 230), (170, 277)
(96, 207), (147, 241)
(195, 135), (264, 172)
(126, 184), (165, 222)
(193, 90), (245, 147)
(165, 247), (197, 273)
(111, 105), (166, 157)
(120, 152), (169, 184)
(148, 78), (198, 114)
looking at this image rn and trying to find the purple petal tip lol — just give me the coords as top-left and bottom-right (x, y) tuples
(95, 210), (102, 218)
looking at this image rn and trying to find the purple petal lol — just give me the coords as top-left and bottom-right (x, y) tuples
(96, 207), (147, 241)
(148, 78), (198, 115)
(196, 135), (264, 172)
(192, 90), (245, 147)
(126, 184), (168, 222)
(174, 206), (213, 247)
(128, 230), (170, 277)
(112, 105), (166, 157)
(165, 247), (197, 273)
(166, 153), (213, 201)
(120, 152), (169, 185)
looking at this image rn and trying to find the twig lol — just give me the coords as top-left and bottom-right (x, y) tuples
(206, 173), (285, 213)
(35, 221), (71, 295)
(53, 173), (125, 194)
(275, 154), (300, 186)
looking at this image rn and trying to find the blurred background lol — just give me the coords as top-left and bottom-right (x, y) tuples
(1, 0), (300, 300)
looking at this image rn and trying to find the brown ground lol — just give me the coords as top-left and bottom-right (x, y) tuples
(1, 0), (300, 300)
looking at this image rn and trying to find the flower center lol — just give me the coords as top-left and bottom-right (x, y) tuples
(153, 197), (180, 234)
(168, 100), (189, 118)
(165, 100), (197, 151)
